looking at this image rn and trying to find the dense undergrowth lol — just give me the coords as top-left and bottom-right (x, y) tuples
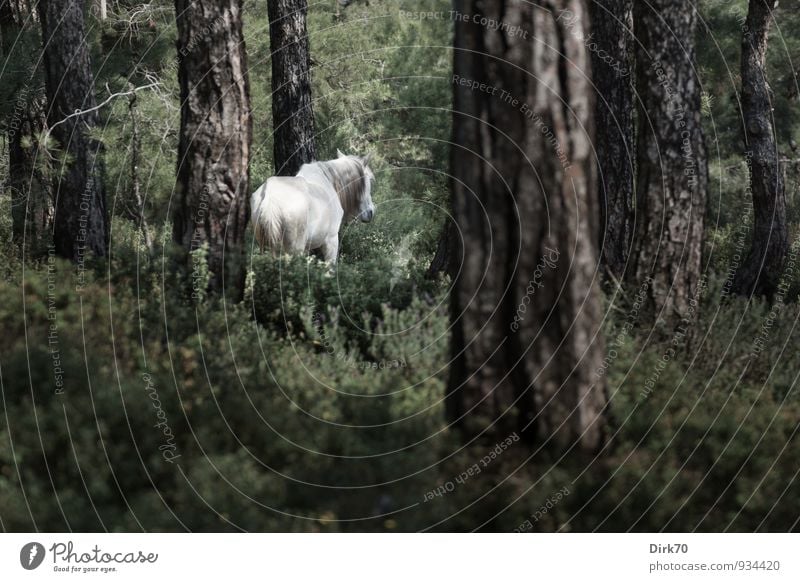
(1, 210), (799, 532)
(0, 0), (799, 531)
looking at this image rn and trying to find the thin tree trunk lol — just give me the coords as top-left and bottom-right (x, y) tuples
(731, 0), (788, 298)
(448, 0), (606, 451)
(427, 220), (455, 279)
(0, 0), (16, 48)
(128, 88), (152, 253)
(590, 0), (634, 280)
(9, 93), (52, 250)
(173, 0), (252, 291)
(626, 0), (708, 322)
(2, 0), (52, 250)
(0, 0), (26, 35)
(39, 0), (108, 261)
(267, 0), (315, 176)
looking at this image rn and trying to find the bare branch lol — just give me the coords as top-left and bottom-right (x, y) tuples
(45, 81), (160, 137)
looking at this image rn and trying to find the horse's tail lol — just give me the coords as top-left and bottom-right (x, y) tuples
(264, 203), (285, 255)
(253, 195), (284, 255)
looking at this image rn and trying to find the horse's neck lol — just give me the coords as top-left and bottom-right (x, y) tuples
(300, 160), (349, 202)
(297, 162), (323, 183)
(294, 164), (339, 214)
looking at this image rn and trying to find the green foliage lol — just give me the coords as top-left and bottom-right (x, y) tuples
(3, 218), (799, 531)
(0, 232), (451, 531)
(1, 0), (800, 533)
(699, 0), (800, 241)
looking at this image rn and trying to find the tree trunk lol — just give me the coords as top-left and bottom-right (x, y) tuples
(2, 0), (52, 250)
(39, 0), (108, 261)
(626, 0), (708, 322)
(427, 220), (456, 279)
(267, 0), (316, 176)
(0, 0), (26, 38)
(590, 0), (634, 280)
(9, 93), (52, 250)
(128, 88), (152, 253)
(173, 0), (252, 290)
(731, 0), (788, 298)
(0, 0), (17, 47)
(447, 0), (606, 451)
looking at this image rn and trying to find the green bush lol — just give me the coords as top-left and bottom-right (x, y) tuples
(2, 0), (800, 533)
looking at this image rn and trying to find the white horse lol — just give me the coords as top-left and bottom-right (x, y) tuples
(250, 151), (376, 263)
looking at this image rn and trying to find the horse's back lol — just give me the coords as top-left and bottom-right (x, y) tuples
(265, 175), (307, 200)
(262, 177), (318, 220)
(251, 166), (344, 257)
(251, 177), (312, 252)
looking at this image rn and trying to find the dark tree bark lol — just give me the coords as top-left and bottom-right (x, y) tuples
(447, 0), (606, 451)
(267, 0), (315, 176)
(590, 0), (634, 280)
(0, 0), (17, 44)
(731, 0), (788, 298)
(427, 220), (456, 279)
(127, 88), (152, 252)
(173, 0), (252, 290)
(0, 0), (27, 40)
(9, 93), (52, 249)
(39, 0), (108, 261)
(2, 0), (52, 250)
(626, 0), (708, 322)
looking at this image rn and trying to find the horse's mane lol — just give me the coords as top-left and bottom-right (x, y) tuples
(316, 157), (366, 217)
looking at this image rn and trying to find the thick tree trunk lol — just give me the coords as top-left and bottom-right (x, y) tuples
(39, 0), (108, 261)
(626, 0), (708, 322)
(590, 0), (634, 280)
(267, 0), (315, 176)
(173, 0), (252, 290)
(731, 0), (788, 298)
(447, 0), (606, 451)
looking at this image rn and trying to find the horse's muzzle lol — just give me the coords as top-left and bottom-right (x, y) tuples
(361, 209), (374, 222)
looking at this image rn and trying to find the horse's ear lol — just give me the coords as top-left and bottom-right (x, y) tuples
(362, 153), (373, 166)
(337, 149), (347, 158)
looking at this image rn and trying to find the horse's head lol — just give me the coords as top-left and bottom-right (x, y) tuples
(338, 149), (375, 223)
